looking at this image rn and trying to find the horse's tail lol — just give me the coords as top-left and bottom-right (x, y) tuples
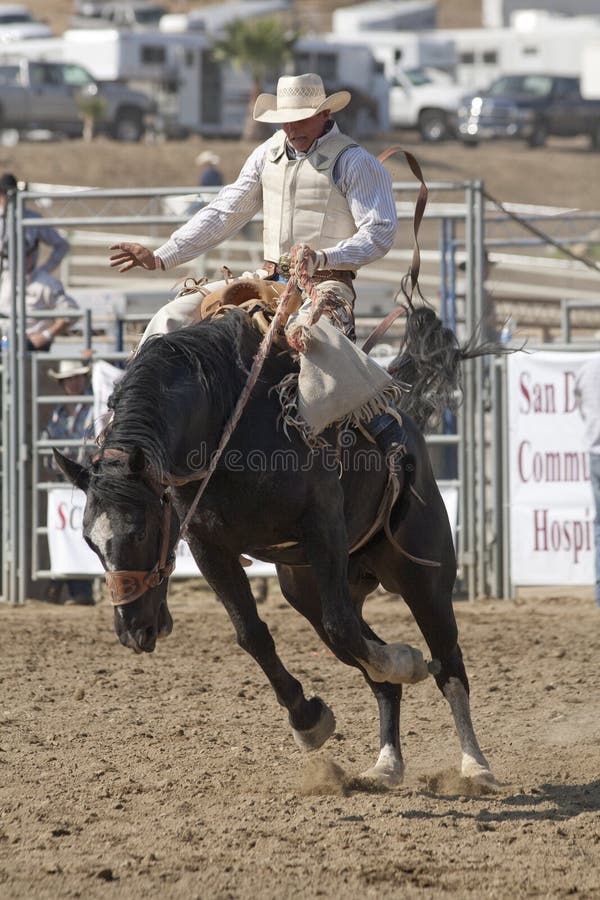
(387, 304), (502, 432)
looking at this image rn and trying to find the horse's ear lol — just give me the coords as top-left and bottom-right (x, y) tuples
(128, 447), (146, 473)
(53, 449), (90, 492)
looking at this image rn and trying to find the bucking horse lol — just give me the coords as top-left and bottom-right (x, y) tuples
(54, 290), (498, 791)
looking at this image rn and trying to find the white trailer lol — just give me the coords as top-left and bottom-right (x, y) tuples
(332, 0), (437, 33)
(1, 29), (390, 138)
(0, 29), (250, 136)
(448, 13), (600, 88)
(293, 36), (391, 133)
(331, 10), (600, 91)
(329, 28), (457, 78)
(580, 39), (600, 100)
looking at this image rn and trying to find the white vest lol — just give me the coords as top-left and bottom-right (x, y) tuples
(262, 129), (358, 268)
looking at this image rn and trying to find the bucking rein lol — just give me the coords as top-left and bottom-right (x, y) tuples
(98, 146), (439, 608)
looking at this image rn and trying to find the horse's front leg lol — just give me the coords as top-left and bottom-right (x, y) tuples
(299, 483), (431, 686)
(187, 536), (335, 751)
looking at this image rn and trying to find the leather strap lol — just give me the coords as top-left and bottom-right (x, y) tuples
(376, 145), (428, 304)
(361, 305), (406, 356)
(360, 146), (428, 356)
(263, 260), (355, 287)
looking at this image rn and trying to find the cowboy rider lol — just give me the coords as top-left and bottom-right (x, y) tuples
(109, 73), (407, 456)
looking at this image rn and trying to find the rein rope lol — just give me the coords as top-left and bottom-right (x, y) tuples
(176, 249), (313, 538)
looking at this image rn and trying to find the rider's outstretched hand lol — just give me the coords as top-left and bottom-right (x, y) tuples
(109, 242), (160, 273)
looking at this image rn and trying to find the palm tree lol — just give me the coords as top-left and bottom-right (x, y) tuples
(213, 17), (298, 141)
(76, 94), (108, 143)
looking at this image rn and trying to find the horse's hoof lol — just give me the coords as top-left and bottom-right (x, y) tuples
(360, 745), (404, 789)
(360, 764), (404, 789)
(292, 702), (336, 751)
(462, 756), (500, 791)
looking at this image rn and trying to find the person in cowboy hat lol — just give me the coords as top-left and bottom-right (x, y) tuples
(195, 150), (224, 188)
(108, 73), (406, 455)
(43, 357), (95, 606)
(186, 150), (225, 215)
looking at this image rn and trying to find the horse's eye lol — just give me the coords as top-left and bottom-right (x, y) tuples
(135, 530), (147, 542)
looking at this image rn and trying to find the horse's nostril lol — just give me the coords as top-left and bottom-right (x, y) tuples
(132, 624), (157, 652)
(144, 625), (155, 644)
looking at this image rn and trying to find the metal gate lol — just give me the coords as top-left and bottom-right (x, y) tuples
(2, 180), (597, 604)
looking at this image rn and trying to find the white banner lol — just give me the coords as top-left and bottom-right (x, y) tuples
(53, 356), (459, 581)
(507, 351), (595, 585)
(91, 360), (124, 437)
(47, 487), (277, 579)
(440, 484), (458, 548)
(47, 484), (459, 579)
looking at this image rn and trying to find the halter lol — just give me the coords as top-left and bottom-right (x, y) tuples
(105, 491), (176, 607)
(92, 449), (177, 607)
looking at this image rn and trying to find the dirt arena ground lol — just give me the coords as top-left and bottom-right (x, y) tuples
(1, 584), (599, 899)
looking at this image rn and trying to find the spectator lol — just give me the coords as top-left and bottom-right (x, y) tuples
(43, 357), (95, 606)
(195, 151), (223, 188)
(0, 172), (69, 280)
(0, 250), (79, 350)
(0, 172), (76, 350)
(575, 353), (600, 610)
(186, 151), (225, 216)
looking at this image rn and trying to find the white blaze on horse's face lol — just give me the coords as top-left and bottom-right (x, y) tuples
(88, 511), (115, 570)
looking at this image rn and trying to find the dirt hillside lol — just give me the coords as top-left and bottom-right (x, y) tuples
(2, 132), (599, 211)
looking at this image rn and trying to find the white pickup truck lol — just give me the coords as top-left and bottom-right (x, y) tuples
(389, 66), (465, 142)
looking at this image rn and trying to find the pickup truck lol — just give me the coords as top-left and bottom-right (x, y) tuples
(456, 73), (600, 149)
(389, 66), (465, 142)
(0, 58), (156, 142)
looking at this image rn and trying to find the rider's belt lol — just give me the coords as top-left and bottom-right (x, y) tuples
(263, 258), (355, 288)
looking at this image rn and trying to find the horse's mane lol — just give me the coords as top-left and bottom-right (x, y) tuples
(96, 312), (251, 492)
(389, 304), (503, 430)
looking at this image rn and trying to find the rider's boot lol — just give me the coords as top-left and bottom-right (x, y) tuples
(365, 413), (408, 457)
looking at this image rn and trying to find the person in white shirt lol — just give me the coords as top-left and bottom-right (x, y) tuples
(109, 73), (406, 455)
(575, 353), (600, 609)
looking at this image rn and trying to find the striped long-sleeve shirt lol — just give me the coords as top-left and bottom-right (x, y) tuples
(156, 124), (398, 273)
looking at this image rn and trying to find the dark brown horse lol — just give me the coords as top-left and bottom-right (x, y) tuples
(55, 305), (497, 789)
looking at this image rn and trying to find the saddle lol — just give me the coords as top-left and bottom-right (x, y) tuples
(190, 278), (302, 348)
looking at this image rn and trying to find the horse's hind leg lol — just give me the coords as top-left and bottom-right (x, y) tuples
(384, 555), (497, 788)
(438, 647), (497, 786)
(278, 563), (405, 788)
(188, 537), (335, 751)
(298, 485), (431, 685)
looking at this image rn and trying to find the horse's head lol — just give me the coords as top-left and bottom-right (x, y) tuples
(54, 447), (180, 653)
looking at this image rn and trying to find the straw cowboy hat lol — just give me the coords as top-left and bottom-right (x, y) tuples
(253, 73), (351, 124)
(195, 151), (221, 166)
(48, 359), (91, 380)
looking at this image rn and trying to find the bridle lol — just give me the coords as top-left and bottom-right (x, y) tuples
(105, 490), (176, 607)
(92, 449), (177, 607)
